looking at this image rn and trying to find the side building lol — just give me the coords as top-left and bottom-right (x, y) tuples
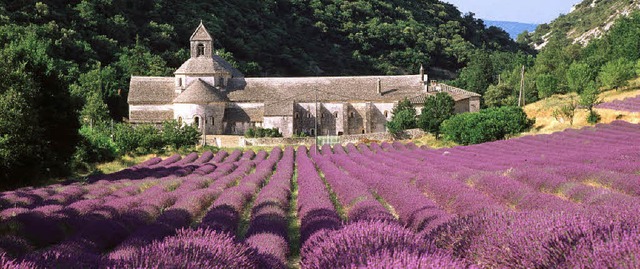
(128, 22), (480, 137)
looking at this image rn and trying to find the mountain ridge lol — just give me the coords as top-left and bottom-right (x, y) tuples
(484, 20), (537, 40)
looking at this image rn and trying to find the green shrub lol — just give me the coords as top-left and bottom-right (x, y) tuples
(162, 120), (199, 150)
(587, 110), (601, 124)
(73, 124), (118, 165)
(246, 127), (282, 138)
(441, 106), (535, 145)
(418, 92), (455, 139)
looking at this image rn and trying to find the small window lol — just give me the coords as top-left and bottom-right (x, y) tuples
(384, 110), (389, 118)
(349, 112), (355, 118)
(310, 128), (316, 136)
(177, 78), (182, 87)
(320, 113), (324, 119)
(197, 43), (205, 56)
(333, 112), (338, 118)
(209, 117), (214, 125)
(307, 113), (312, 118)
(218, 77), (224, 86)
(362, 129), (365, 134)
(178, 117), (183, 126)
(295, 113), (300, 119)
(194, 116), (200, 128)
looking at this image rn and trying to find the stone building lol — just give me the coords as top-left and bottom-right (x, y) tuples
(128, 22), (480, 137)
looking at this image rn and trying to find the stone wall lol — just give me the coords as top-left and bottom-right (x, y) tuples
(243, 129), (425, 147)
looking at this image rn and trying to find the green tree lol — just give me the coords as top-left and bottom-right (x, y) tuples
(536, 74), (560, 98)
(566, 62), (596, 93)
(417, 92), (455, 139)
(386, 98), (417, 135)
(162, 120), (199, 150)
(484, 84), (517, 108)
(598, 58), (636, 90)
(552, 96), (578, 126)
(579, 82), (601, 124)
(454, 51), (494, 95)
(441, 106), (534, 145)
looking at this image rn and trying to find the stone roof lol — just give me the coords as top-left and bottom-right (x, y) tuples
(223, 106), (264, 122)
(128, 77), (176, 105)
(227, 75), (462, 103)
(174, 55), (243, 77)
(408, 84), (480, 104)
(191, 22), (212, 41)
(173, 79), (228, 104)
(264, 101), (293, 116)
(129, 110), (173, 123)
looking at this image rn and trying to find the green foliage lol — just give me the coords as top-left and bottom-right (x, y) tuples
(417, 92), (455, 139)
(73, 124), (118, 166)
(598, 58), (635, 90)
(386, 99), (416, 135)
(246, 127), (282, 138)
(579, 82), (601, 113)
(552, 96), (578, 126)
(162, 120), (200, 150)
(441, 106), (534, 145)
(536, 74), (561, 99)
(484, 84), (517, 108)
(453, 51), (494, 95)
(566, 62), (596, 93)
(0, 25), (80, 188)
(587, 110), (601, 124)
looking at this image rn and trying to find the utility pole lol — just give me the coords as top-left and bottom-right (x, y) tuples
(314, 88), (319, 155)
(518, 65), (525, 107)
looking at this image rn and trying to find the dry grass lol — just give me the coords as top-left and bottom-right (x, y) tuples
(406, 133), (458, 149)
(522, 83), (640, 136)
(96, 154), (159, 175)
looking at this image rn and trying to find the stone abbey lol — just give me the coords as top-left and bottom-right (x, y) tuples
(128, 22), (480, 137)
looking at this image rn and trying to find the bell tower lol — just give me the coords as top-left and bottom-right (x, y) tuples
(190, 21), (213, 58)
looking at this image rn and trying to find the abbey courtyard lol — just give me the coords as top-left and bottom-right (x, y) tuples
(128, 22), (480, 137)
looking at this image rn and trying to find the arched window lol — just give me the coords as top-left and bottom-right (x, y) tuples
(310, 128), (316, 136)
(197, 43), (205, 56)
(333, 112), (338, 118)
(384, 110), (389, 118)
(349, 111), (355, 118)
(361, 129), (365, 134)
(194, 116), (200, 128)
(295, 113), (300, 119)
(178, 117), (183, 126)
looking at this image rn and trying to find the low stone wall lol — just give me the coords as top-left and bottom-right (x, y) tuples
(243, 129), (425, 147)
(244, 137), (315, 147)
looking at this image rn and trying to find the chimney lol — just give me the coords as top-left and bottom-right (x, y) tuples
(377, 78), (382, 94)
(420, 64), (425, 82)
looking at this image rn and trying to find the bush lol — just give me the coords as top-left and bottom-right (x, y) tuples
(74, 124), (118, 164)
(162, 120), (200, 150)
(441, 106), (535, 145)
(246, 127), (282, 138)
(587, 111), (601, 124)
(109, 120), (201, 156)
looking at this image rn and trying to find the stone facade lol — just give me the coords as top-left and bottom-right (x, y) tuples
(128, 22), (481, 137)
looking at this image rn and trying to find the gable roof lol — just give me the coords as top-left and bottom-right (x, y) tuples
(173, 79), (228, 104)
(174, 55), (244, 77)
(128, 76), (176, 105)
(190, 21), (213, 41)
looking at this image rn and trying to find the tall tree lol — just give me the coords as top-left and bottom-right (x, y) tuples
(418, 92), (455, 139)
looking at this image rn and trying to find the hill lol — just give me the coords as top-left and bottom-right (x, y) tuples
(530, 0), (640, 48)
(484, 20), (537, 39)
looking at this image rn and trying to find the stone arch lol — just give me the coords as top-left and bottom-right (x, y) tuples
(193, 115), (201, 128)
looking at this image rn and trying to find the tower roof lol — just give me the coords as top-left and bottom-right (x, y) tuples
(190, 21), (213, 41)
(173, 79), (228, 104)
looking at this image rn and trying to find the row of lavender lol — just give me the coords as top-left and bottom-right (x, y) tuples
(0, 120), (639, 268)
(306, 120), (640, 268)
(597, 94), (640, 112)
(0, 147), (284, 268)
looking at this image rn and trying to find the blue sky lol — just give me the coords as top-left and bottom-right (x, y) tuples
(444, 0), (582, 24)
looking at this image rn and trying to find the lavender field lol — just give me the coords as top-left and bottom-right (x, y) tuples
(597, 95), (640, 112)
(1, 121), (639, 268)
